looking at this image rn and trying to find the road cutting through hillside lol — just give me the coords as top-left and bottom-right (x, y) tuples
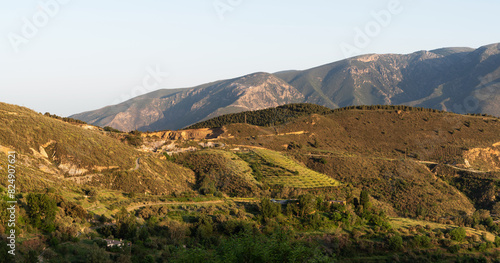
(307, 153), (487, 173)
(133, 157), (140, 171)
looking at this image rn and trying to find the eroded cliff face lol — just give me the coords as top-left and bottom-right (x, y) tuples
(107, 104), (165, 132)
(203, 74), (304, 120)
(141, 127), (225, 141)
(464, 142), (500, 171)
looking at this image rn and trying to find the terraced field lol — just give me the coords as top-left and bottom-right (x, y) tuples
(251, 148), (341, 188)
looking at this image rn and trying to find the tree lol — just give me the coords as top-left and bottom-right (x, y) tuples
(260, 198), (281, 221)
(388, 235), (403, 251)
(495, 236), (500, 247)
(115, 207), (137, 240)
(26, 250), (38, 263)
(85, 244), (111, 263)
(143, 255), (155, 263)
(115, 255), (132, 263)
(492, 202), (500, 215)
(298, 194), (316, 217)
(360, 190), (371, 209)
(195, 214), (214, 241)
(413, 235), (431, 248)
(164, 220), (189, 245)
(25, 193), (57, 232)
(450, 227), (466, 242)
(138, 226), (150, 241)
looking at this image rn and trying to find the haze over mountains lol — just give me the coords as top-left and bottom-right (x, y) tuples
(72, 43), (500, 131)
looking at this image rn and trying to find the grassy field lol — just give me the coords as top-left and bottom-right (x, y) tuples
(251, 148), (341, 188)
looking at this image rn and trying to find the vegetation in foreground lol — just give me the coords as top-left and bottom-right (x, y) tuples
(3, 187), (500, 262)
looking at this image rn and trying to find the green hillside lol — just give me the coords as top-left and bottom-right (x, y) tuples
(174, 150), (261, 197)
(186, 103), (333, 129)
(250, 148), (340, 188)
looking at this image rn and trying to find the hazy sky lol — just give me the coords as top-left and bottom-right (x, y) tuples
(1, 0), (498, 116)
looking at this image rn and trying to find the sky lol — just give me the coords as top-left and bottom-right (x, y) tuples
(0, 0), (498, 117)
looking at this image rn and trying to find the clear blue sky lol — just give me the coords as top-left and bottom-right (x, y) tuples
(1, 0), (498, 116)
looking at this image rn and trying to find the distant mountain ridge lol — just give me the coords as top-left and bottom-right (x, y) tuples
(73, 73), (304, 132)
(72, 43), (500, 131)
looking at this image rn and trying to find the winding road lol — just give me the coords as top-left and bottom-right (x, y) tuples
(133, 157), (140, 171)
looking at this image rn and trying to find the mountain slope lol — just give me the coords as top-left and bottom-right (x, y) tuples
(73, 73), (304, 132)
(0, 102), (195, 194)
(73, 43), (500, 131)
(276, 43), (500, 115)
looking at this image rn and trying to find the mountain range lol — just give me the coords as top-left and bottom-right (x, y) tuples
(72, 43), (500, 131)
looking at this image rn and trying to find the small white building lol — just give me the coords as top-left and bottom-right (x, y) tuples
(104, 239), (128, 248)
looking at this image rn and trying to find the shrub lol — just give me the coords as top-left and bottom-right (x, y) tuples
(495, 236), (500, 247)
(123, 134), (143, 146)
(360, 190), (371, 208)
(450, 227), (466, 242)
(195, 214), (214, 241)
(298, 194), (317, 217)
(103, 126), (121, 133)
(413, 235), (431, 248)
(388, 235), (403, 251)
(448, 244), (460, 254)
(260, 198), (281, 221)
(25, 193), (57, 232)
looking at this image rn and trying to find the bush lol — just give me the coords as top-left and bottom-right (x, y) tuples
(103, 126), (121, 133)
(123, 134), (143, 146)
(195, 214), (214, 241)
(360, 190), (371, 208)
(450, 227), (466, 242)
(448, 244), (460, 254)
(388, 235), (403, 251)
(495, 236), (500, 247)
(260, 198), (281, 221)
(26, 193), (57, 232)
(413, 235), (431, 248)
(298, 194), (317, 217)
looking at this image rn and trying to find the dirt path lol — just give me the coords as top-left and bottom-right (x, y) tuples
(306, 153), (488, 174)
(232, 145), (269, 150)
(133, 157), (140, 171)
